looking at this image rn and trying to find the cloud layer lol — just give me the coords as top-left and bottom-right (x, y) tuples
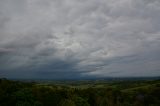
(0, 0), (160, 79)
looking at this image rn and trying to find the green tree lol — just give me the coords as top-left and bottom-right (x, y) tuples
(59, 99), (76, 106)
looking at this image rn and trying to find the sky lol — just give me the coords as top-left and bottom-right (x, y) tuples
(0, 0), (160, 79)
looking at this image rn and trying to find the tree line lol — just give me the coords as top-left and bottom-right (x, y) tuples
(0, 78), (160, 106)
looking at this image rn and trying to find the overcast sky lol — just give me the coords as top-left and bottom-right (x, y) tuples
(0, 0), (160, 79)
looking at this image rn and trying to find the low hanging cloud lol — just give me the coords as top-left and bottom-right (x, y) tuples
(0, 0), (160, 79)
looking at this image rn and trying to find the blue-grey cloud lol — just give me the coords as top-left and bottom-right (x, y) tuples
(0, 0), (160, 79)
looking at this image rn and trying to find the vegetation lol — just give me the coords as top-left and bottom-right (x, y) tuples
(0, 78), (160, 106)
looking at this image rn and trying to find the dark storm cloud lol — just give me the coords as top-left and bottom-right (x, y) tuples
(0, 0), (160, 79)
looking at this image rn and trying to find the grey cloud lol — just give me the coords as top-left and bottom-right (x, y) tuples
(0, 0), (160, 79)
(0, 48), (14, 53)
